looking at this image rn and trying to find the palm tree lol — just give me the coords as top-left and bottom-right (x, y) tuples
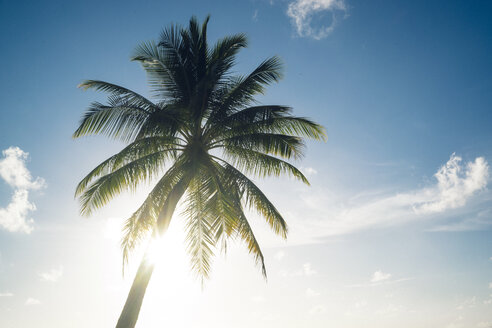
(74, 15), (325, 328)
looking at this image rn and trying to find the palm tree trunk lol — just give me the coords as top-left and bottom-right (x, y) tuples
(115, 179), (189, 328)
(115, 255), (155, 328)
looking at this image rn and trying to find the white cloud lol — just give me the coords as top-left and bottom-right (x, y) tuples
(302, 166), (318, 177)
(306, 287), (320, 297)
(375, 303), (404, 317)
(477, 322), (492, 328)
(25, 297), (41, 305)
(274, 250), (286, 261)
(414, 154), (488, 214)
(39, 266), (64, 282)
(428, 208), (492, 232)
(0, 292), (13, 297)
(0, 147), (45, 233)
(303, 262), (317, 276)
(251, 295), (266, 303)
(371, 270), (391, 283)
(0, 190), (36, 233)
(0, 147), (44, 190)
(446, 323), (465, 328)
(309, 304), (326, 314)
(489, 282), (492, 289)
(287, 0), (347, 39)
(287, 154), (489, 243)
(348, 276), (412, 288)
(252, 9), (259, 22)
(457, 296), (477, 310)
(279, 262), (317, 277)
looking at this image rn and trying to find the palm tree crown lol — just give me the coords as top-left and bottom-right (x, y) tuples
(74, 15), (325, 328)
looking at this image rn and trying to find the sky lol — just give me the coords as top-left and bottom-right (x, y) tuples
(1, 0), (492, 327)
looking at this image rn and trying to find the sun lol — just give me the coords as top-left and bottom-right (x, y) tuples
(142, 220), (188, 268)
(133, 222), (203, 328)
(102, 215), (201, 326)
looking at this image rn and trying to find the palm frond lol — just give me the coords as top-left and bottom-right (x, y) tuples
(183, 176), (216, 281)
(217, 105), (291, 124)
(79, 150), (175, 216)
(75, 136), (180, 197)
(205, 58), (284, 127)
(73, 96), (150, 141)
(236, 206), (267, 278)
(207, 33), (248, 84)
(201, 160), (241, 245)
(218, 160), (288, 239)
(223, 146), (309, 185)
(221, 56), (283, 108)
(78, 80), (158, 112)
(134, 104), (188, 140)
(245, 116), (327, 141)
(157, 24), (192, 100)
(132, 40), (187, 101)
(217, 133), (305, 160)
(207, 162), (267, 278)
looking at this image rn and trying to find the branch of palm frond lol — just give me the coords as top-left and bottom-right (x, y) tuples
(210, 118), (326, 144)
(211, 158), (289, 239)
(219, 146), (309, 185)
(78, 149), (181, 216)
(203, 106), (326, 144)
(132, 40), (191, 102)
(205, 163), (267, 277)
(78, 80), (158, 112)
(183, 175), (217, 279)
(209, 133), (305, 160)
(203, 57), (283, 130)
(72, 100), (151, 142)
(75, 136), (182, 197)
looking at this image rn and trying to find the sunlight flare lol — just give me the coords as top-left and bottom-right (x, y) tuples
(146, 236), (166, 265)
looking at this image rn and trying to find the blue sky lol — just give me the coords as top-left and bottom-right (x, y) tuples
(1, 0), (492, 327)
